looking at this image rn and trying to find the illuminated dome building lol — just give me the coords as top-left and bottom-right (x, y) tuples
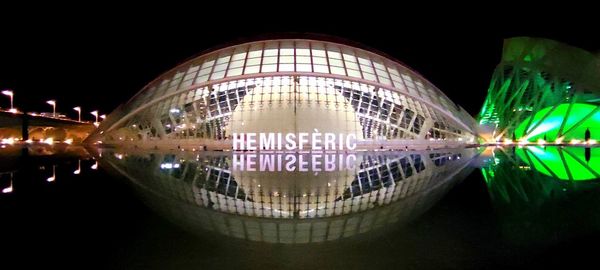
(89, 37), (476, 150)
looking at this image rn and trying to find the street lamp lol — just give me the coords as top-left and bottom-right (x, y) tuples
(73, 106), (81, 122)
(91, 110), (99, 126)
(1, 90), (15, 113)
(46, 100), (56, 118)
(100, 114), (106, 120)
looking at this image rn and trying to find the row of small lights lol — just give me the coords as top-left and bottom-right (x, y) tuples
(2, 89), (106, 125)
(0, 137), (75, 148)
(1, 160), (99, 194)
(490, 138), (598, 146)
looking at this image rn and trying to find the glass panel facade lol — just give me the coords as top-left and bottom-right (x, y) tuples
(96, 39), (476, 147)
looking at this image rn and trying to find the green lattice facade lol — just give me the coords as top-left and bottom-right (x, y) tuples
(478, 37), (600, 143)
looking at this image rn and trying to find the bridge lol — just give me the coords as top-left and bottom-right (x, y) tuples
(0, 111), (95, 143)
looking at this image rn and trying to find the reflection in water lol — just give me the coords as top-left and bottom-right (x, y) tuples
(481, 146), (600, 245)
(515, 146), (599, 181)
(98, 148), (479, 243)
(1, 172), (14, 193)
(4, 145), (600, 267)
(482, 146), (600, 204)
(0, 144), (94, 193)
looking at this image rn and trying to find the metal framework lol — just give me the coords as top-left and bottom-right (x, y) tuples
(478, 37), (600, 143)
(88, 39), (477, 149)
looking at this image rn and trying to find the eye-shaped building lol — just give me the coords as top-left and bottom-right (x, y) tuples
(89, 37), (477, 150)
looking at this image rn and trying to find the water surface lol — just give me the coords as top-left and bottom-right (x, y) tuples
(1, 145), (599, 269)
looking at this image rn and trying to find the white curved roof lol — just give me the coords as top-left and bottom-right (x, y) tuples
(103, 39), (476, 133)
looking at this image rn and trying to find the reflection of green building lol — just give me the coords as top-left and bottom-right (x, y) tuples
(480, 146), (597, 206)
(478, 37), (600, 143)
(515, 146), (599, 181)
(481, 146), (600, 245)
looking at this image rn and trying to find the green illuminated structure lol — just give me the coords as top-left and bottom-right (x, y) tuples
(478, 37), (600, 142)
(514, 103), (600, 142)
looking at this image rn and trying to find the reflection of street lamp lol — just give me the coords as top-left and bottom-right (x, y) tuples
(74, 160), (81, 175)
(47, 165), (56, 182)
(46, 100), (56, 118)
(91, 110), (99, 126)
(73, 107), (81, 122)
(2, 173), (13, 193)
(2, 90), (15, 113)
(91, 161), (98, 170)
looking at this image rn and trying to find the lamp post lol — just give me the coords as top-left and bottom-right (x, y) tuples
(91, 110), (99, 126)
(73, 106), (81, 122)
(46, 100), (56, 118)
(2, 90), (15, 113)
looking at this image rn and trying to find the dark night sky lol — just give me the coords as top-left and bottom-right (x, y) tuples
(1, 10), (598, 121)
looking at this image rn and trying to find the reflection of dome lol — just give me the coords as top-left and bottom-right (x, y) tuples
(89, 38), (476, 149)
(230, 153), (362, 214)
(98, 148), (478, 243)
